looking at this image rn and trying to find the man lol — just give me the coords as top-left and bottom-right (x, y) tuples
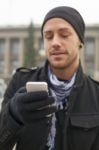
(0, 6), (99, 150)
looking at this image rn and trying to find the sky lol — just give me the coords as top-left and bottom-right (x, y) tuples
(0, 0), (99, 26)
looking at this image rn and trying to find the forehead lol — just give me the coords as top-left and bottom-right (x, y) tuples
(43, 18), (74, 32)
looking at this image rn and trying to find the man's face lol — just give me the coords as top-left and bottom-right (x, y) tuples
(43, 18), (81, 70)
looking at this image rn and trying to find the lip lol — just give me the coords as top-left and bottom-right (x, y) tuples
(50, 52), (66, 60)
(51, 52), (65, 55)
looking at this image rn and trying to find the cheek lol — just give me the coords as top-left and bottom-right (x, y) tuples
(44, 39), (49, 48)
(69, 42), (80, 54)
(44, 42), (50, 56)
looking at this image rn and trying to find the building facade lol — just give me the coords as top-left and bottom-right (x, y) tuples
(81, 25), (99, 80)
(0, 24), (99, 83)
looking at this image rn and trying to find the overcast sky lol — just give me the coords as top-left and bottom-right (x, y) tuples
(0, 0), (99, 26)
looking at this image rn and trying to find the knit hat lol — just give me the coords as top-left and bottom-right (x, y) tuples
(41, 6), (85, 43)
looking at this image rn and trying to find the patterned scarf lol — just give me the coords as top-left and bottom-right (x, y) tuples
(47, 67), (76, 149)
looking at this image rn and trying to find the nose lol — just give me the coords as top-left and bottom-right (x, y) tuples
(51, 34), (61, 48)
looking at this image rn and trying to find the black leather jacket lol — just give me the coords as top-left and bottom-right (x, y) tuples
(0, 62), (99, 150)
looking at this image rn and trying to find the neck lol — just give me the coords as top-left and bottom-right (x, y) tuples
(50, 60), (79, 80)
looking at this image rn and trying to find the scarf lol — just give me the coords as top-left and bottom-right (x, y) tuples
(47, 67), (76, 149)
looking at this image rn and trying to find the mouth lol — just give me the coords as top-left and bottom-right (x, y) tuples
(50, 52), (66, 61)
(51, 52), (66, 56)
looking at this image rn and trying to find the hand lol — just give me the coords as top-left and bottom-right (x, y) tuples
(9, 87), (57, 124)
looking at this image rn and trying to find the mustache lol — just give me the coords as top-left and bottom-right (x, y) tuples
(50, 49), (69, 55)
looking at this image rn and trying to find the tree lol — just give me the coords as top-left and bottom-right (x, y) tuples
(24, 21), (36, 67)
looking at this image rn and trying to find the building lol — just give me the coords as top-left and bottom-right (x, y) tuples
(81, 24), (99, 80)
(0, 24), (99, 83)
(0, 25), (41, 82)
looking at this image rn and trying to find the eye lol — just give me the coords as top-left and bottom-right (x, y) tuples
(61, 34), (69, 38)
(59, 29), (71, 39)
(44, 31), (53, 40)
(45, 34), (53, 40)
(60, 32), (71, 38)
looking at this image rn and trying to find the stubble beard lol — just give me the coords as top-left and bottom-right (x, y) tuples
(49, 53), (79, 71)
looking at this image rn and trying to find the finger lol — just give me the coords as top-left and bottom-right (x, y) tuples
(32, 106), (57, 119)
(20, 96), (55, 111)
(19, 91), (49, 103)
(17, 87), (27, 93)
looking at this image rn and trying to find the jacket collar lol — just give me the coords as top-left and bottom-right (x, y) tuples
(74, 62), (85, 88)
(39, 60), (85, 88)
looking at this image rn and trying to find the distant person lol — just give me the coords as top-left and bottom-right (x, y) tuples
(0, 6), (99, 150)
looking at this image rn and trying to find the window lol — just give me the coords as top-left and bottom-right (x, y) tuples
(11, 61), (19, 72)
(0, 39), (5, 73)
(84, 38), (95, 76)
(0, 39), (5, 58)
(10, 38), (20, 59)
(0, 61), (4, 73)
(10, 38), (20, 72)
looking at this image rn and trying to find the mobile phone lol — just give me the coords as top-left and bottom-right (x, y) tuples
(26, 82), (48, 93)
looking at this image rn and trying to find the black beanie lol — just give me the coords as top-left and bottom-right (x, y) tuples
(41, 6), (85, 43)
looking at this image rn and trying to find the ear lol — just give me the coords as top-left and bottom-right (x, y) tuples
(79, 43), (83, 49)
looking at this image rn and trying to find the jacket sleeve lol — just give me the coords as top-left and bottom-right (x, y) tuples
(0, 72), (24, 150)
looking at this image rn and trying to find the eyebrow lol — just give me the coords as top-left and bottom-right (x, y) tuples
(59, 28), (71, 32)
(43, 30), (53, 36)
(44, 27), (71, 33)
